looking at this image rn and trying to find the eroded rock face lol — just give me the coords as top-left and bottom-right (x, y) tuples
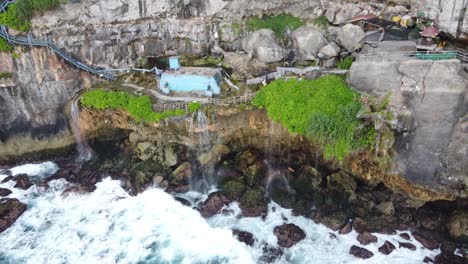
(446, 211), (468, 242)
(273, 223), (306, 248)
(0, 198), (27, 233)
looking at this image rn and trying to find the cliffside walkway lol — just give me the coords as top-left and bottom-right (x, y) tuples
(357, 50), (468, 63)
(122, 83), (256, 112)
(0, 0), (115, 80)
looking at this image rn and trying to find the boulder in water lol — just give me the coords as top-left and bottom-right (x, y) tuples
(423, 257), (434, 263)
(199, 192), (231, 218)
(259, 243), (283, 263)
(412, 230), (440, 250)
(273, 223), (306, 248)
(378, 240), (396, 255)
(239, 188), (267, 217)
(399, 233), (411, 240)
(0, 188), (12, 197)
(357, 231), (378, 245)
(339, 222), (352, 234)
(349, 245), (374, 259)
(232, 229), (255, 246)
(1, 176), (13, 184)
(13, 174), (32, 190)
(0, 198), (27, 233)
(399, 242), (416, 251)
(434, 253), (465, 264)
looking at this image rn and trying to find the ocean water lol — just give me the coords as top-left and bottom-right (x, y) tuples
(0, 162), (440, 264)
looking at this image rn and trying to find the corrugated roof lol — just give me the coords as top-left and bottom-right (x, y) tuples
(163, 67), (221, 77)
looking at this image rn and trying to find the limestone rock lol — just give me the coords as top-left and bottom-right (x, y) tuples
(198, 144), (230, 166)
(376, 201), (395, 216)
(273, 223), (306, 248)
(291, 25), (327, 60)
(171, 162), (192, 185)
(164, 146), (178, 167)
(318, 42), (341, 59)
(0, 198), (27, 233)
(349, 245), (374, 259)
(241, 29), (283, 63)
(338, 24), (365, 52)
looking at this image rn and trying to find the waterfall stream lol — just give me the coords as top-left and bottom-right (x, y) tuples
(70, 100), (93, 162)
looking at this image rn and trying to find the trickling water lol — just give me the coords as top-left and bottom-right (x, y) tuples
(189, 110), (213, 193)
(70, 100), (93, 162)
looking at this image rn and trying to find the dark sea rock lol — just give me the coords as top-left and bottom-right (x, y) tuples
(316, 212), (347, 231)
(174, 197), (191, 207)
(399, 233), (411, 240)
(399, 242), (417, 251)
(1, 176), (13, 184)
(349, 245), (374, 259)
(434, 253), (465, 264)
(423, 256), (434, 263)
(274, 223), (306, 248)
(0, 188), (12, 197)
(412, 230), (440, 250)
(13, 174), (32, 190)
(339, 222), (352, 234)
(62, 185), (97, 196)
(232, 229), (255, 246)
(259, 243), (283, 264)
(221, 180), (246, 200)
(357, 231), (378, 245)
(0, 198), (27, 233)
(199, 192), (231, 218)
(378, 240), (396, 255)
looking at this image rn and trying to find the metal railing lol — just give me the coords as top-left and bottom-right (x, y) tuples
(357, 50), (468, 63)
(0, 0), (115, 80)
(153, 92), (257, 112)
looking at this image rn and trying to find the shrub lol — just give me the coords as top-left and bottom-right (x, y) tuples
(337, 57), (354, 70)
(188, 101), (202, 113)
(80, 89), (186, 123)
(0, 38), (13, 53)
(247, 13), (304, 40)
(0, 71), (13, 79)
(312, 15), (329, 29)
(252, 76), (375, 161)
(0, 0), (61, 32)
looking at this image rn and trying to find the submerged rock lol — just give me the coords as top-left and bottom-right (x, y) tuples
(1, 176), (13, 184)
(273, 223), (306, 248)
(0, 188), (12, 197)
(399, 233), (411, 240)
(13, 174), (32, 190)
(378, 240), (396, 255)
(399, 242), (417, 251)
(259, 243), (283, 264)
(232, 229), (255, 246)
(349, 245), (374, 259)
(0, 198), (27, 233)
(357, 231), (378, 245)
(199, 192), (231, 218)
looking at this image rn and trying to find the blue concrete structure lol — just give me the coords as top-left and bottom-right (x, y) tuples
(169, 56), (180, 70)
(159, 57), (222, 96)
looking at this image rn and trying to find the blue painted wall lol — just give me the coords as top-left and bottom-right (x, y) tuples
(169, 56), (180, 70)
(160, 71), (222, 95)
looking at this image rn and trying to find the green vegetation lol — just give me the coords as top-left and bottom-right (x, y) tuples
(0, 0), (62, 32)
(188, 101), (202, 113)
(0, 38), (13, 53)
(252, 76), (376, 161)
(247, 13), (304, 40)
(337, 57), (354, 70)
(80, 89), (186, 123)
(0, 71), (13, 79)
(312, 15), (329, 29)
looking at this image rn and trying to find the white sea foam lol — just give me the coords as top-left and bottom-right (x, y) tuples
(0, 162), (440, 264)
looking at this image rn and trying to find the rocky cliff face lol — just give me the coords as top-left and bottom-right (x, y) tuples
(349, 58), (468, 198)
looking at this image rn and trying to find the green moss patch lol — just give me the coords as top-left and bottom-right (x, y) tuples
(247, 13), (304, 40)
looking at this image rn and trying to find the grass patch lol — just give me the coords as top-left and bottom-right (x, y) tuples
(247, 13), (304, 40)
(337, 57), (354, 70)
(252, 76), (376, 161)
(0, 38), (14, 53)
(80, 89), (186, 123)
(312, 15), (329, 29)
(0, 0), (62, 32)
(188, 101), (202, 113)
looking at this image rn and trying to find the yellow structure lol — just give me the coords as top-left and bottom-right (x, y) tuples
(400, 15), (413, 28)
(392, 16), (401, 23)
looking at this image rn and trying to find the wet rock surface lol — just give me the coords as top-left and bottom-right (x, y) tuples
(259, 243), (283, 264)
(349, 245), (374, 259)
(412, 230), (441, 250)
(199, 192), (231, 218)
(13, 174), (32, 190)
(0, 188), (12, 197)
(232, 229), (255, 246)
(357, 231), (378, 245)
(0, 198), (27, 233)
(398, 242), (416, 251)
(378, 240), (396, 255)
(273, 223), (306, 248)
